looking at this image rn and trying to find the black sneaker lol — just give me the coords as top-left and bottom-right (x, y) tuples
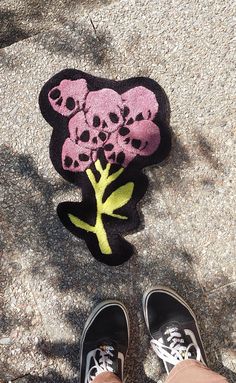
(80, 301), (129, 383)
(143, 287), (207, 374)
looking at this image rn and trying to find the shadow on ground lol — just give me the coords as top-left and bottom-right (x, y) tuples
(0, 145), (235, 382)
(0, 0), (115, 49)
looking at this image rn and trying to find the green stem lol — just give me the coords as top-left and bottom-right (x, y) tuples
(94, 211), (111, 254)
(69, 160), (125, 255)
(68, 160), (125, 255)
(87, 162), (113, 254)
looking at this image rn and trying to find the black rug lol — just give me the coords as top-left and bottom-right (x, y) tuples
(39, 69), (171, 266)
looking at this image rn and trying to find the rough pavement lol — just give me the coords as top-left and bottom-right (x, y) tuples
(0, 0), (235, 382)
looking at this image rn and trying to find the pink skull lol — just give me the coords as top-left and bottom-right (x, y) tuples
(48, 79), (88, 117)
(118, 120), (160, 157)
(121, 86), (159, 125)
(62, 138), (92, 172)
(103, 120), (161, 167)
(103, 131), (134, 167)
(85, 89), (123, 133)
(68, 112), (109, 150)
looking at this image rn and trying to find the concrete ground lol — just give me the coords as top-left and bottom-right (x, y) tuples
(0, 0), (235, 382)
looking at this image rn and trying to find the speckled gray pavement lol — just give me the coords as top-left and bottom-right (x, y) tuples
(0, 1), (235, 382)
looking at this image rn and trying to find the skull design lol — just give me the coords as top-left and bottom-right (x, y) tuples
(85, 89), (123, 133)
(103, 132), (132, 167)
(55, 82), (161, 171)
(121, 86), (159, 125)
(118, 120), (160, 158)
(62, 138), (92, 172)
(68, 112), (109, 150)
(48, 79), (88, 117)
(104, 120), (160, 167)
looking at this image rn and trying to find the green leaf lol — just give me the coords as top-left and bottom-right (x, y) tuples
(103, 182), (134, 215)
(68, 214), (95, 233)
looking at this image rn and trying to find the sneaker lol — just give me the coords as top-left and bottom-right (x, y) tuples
(143, 286), (207, 374)
(80, 301), (129, 383)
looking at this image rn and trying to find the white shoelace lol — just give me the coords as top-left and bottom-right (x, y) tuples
(151, 327), (202, 366)
(86, 346), (114, 383)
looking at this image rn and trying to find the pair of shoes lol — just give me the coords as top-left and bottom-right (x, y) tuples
(80, 287), (207, 383)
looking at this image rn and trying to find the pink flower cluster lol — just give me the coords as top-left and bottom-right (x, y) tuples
(48, 79), (161, 172)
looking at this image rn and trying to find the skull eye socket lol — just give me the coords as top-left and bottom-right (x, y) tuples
(126, 117), (134, 125)
(98, 132), (107, 141)
(132, 139), (141, 149)
(117, 152), (125, 164)
(119, 127), (130, 136)
(66, 97), (76, 111)
(136, 113), (144, 121)
(79, 153), (90, 161)
(109, 112), (119, 123)
(93, 115), (101, 128)
(64, 156), (73, 167)
(80, 130), (90, 142)
(123, 106), (130, 118)
(50, 88), (61, 100)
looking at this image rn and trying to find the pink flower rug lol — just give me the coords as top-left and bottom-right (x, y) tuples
(39, 69), (171, 266)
